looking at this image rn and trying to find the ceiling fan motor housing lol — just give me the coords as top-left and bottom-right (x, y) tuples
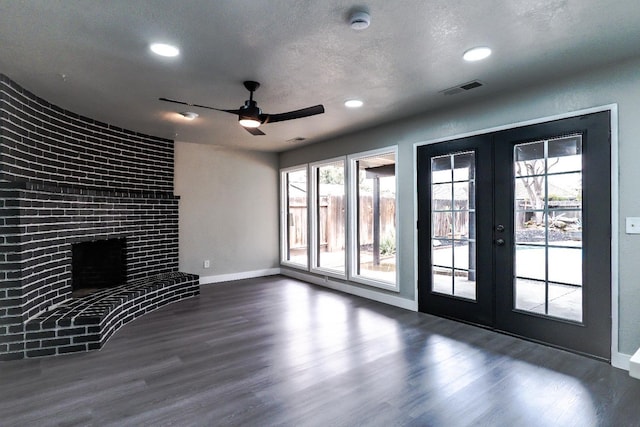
(239, 100), (262, 127)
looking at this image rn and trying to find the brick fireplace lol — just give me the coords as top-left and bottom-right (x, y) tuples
(72, 238), (126, 297)
(0, 74), (199, 360)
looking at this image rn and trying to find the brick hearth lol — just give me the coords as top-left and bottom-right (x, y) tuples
(24, 272), (198, 358)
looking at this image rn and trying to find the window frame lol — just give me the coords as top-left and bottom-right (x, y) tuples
(347, 146), (399, 291)
(310, 156), (348, 279)
(280, 164), (310, 270)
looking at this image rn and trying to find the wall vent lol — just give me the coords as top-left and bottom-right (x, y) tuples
(441, 80), (484, 96)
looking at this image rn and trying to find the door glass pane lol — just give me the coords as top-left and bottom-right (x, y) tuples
(547, 173), (581, 200)
(515, 278), (546, 313)
(454, 211), (469, 239)
(355, 152), (396, 284)
(548, 247), (581, 286)
(453, 152), (474, 181)
(548, 283), (582, 322)
(454, 269), (476, 299)
(432, 212), (452, 240)
(453, 182), (470, 210)
(515, 245), (546, 281)
(432, 183), (452, 208)
(432, 234), (453, 268)
(513, 135), (583, 322)
(515, 141), (544, 177)
(515, 177), (546, 227)
(285, 169), (308, 266)
(515, 218), (545, 245)
(548, 210), (582, 247)
(431, 157), (452, 183)
(430, 152), (476, 300)
(548, 136), (582, 173)
(316, 161), (345, 274)
(432, 266), (452, 295)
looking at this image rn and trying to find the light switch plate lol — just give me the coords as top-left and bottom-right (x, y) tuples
(625, 217), (640, 234)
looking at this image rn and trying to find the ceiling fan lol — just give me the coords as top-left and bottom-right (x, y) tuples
(159, 81), (325, 136)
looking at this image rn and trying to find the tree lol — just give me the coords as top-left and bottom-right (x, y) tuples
(516, 157), (559, 225)
(319, 166), (344, 185)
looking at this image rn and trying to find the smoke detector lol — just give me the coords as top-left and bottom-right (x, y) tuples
(350, 11), (371, 30)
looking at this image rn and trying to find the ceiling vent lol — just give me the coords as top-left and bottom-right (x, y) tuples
(286, 137), (306, 143)
(441, 80), (484, 96)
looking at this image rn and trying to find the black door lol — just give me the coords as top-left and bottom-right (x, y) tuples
(417, 134), (494, 326)
(417, 111), (611, 360)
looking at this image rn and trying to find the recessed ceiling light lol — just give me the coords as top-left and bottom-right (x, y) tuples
(150, 43), (180, 57)
(344, 99), (364, 108)
(179, 112), (198, 120)
(463, 46), (492, 62)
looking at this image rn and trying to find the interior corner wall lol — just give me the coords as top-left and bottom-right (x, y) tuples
(279, 56), (640, 356)
(174, 142), (279, 279)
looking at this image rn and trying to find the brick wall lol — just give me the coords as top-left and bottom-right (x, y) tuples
(0, 75), (173, 191)
(0, 74), (186, 360)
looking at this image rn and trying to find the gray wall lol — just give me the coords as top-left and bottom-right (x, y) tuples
(280, 57), (640, 355)
(175, 142), (279, 278)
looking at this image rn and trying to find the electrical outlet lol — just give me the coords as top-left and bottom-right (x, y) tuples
(626, 217), (640, 234)
(203, 260), (210, 268)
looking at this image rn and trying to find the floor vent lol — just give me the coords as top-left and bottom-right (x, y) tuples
(441, 80), (484, 96)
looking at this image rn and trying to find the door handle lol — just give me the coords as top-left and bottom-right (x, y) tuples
(495, 238), (505, 246)
(496, 224), (505, 232)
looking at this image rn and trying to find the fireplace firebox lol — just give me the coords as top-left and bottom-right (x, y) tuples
(72, 238), (126, 297)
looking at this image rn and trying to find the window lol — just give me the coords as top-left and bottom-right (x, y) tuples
(349, 147), (398, 289)
(281, 166), (308, 268)
(280, 145), (398, 292)
(311, 158), (346, 277)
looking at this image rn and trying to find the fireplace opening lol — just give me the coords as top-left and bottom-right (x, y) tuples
(72, 238), (126, 298)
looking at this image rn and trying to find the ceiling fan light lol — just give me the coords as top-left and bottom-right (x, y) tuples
(239, 118), (261, 128)
(179, 112), (198, 120)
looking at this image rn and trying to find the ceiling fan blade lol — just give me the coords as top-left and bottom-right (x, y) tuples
(158, 97), (240, 114)
(262, 104), (325, 124)
(244, 127), (265, 136)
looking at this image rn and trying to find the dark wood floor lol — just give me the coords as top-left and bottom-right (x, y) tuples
(1, 275), (639, 426)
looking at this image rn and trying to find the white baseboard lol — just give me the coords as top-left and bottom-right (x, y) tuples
(611, 351), (631, 371)
(281, 268), (418, 311)
(629, 348), (640, 379)
(199, 268), (281, 285)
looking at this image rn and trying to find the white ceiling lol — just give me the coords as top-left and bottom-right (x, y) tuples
(1, 0), (639, 152)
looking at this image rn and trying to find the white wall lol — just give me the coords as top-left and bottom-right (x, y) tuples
(280, 57), (640, 356)
(175, 142), (279, 280)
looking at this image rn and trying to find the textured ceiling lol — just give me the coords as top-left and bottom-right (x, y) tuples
(1, 0), (639, 152)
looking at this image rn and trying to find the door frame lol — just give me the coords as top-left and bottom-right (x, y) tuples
(412, 104), (621, 366)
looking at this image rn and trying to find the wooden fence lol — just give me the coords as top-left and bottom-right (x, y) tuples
(288, 194), (396, 250)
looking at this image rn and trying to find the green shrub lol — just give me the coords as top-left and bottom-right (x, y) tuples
(380, 231), (396, 255)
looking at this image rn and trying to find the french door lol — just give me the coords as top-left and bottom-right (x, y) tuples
(417, 111), (611, 360)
